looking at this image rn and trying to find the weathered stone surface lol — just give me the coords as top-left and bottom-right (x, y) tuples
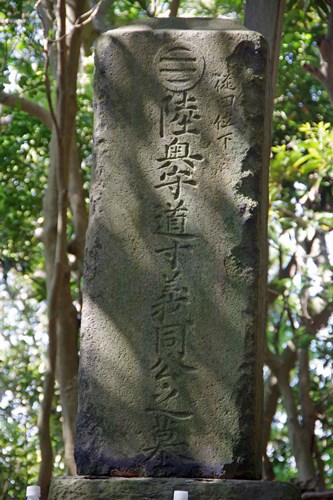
(49, 477), (301, 500)
(75, 19), (269, 479)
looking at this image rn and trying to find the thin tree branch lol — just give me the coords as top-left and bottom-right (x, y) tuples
(273, 309), (285, 354)
(43, 42), (59, 134)
(266, 341), (317, 486)
(264, 341), (297, 376)
(267, 253), (296, 306)
(0, 479), (9, 500)
(136, 0), (154, 17)
(67, 3), (86, 92)
(300, 288), (312, 322)
(312, 437), (326, 491)
(277, 205), (309, 227)
(0, 93), (52, 128)
(328, 0), (333, 45)
(303, 63), (327, 86)
(85, 0), (117, 34)
(310, 305), (333, 334)
(262, 372), (280, 479)
(49, 0), (103, 44)
(303, 2), (333, 104)
(298, 347), (315, 440)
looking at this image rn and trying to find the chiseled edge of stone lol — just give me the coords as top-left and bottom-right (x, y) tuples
(113, 17), (248, 31)
(49, 477), (301, 500)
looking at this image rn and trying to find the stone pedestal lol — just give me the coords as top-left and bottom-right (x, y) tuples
(49, 477), (301, 499)
(73, 18), (269, 479)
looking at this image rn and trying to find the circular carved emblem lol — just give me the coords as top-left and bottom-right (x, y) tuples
(156, 43), (205, 92)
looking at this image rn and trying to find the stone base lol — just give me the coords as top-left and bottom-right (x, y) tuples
(49, 476), (301, 499)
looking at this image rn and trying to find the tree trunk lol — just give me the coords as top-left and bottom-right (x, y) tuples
(38, 133), (59, 498)
(277, 369), (317, 488)
(266, 344), (317, 489)
(36, 1), (89, 494)
(262, 373), (280, 480)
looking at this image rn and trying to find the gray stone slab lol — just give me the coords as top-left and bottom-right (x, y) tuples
(49, 477), (301, 500)
(75, 19), (269, 479)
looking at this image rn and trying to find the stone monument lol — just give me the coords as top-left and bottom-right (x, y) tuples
(49, 18), (301, 499)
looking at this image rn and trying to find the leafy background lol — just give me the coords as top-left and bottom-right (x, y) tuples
(0, 0), (332, 497)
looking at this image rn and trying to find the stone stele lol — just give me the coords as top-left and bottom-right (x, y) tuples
(75, 18), (268, 479)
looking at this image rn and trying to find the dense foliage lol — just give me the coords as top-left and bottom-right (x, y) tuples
(0, 0), (332, 498)
(267, 121), (333, 486)
(274, 0), (333, 141)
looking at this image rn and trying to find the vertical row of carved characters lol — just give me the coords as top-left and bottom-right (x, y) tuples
(144, 44), (205, 467)
(213, 65), (237, 149)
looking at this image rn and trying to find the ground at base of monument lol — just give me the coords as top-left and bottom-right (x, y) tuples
(49, 476), (301, 499)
